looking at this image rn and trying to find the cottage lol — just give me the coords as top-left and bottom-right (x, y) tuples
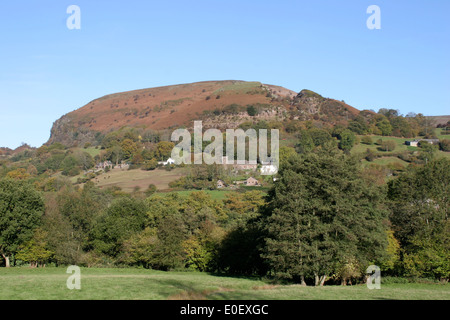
(96, 161), (112, 170)
(405, 140), (418, 147)
(245, 177), (260, 186)
(115, 162), (130, 170)
(217, 179), (227, 189)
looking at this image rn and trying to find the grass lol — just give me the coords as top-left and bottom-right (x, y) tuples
(365, 156), (409, 167)
(354, 134), (450, 162)
(93, 167), (187, 192)
(82, 147), (101, 158)
(0, 267), (448, 300)
(213, 81), (262, 95)
(436, 128), (450, 140)
(353, 135), (411, 155)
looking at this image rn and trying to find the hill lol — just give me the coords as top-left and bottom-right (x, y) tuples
(428, 115), (450, 127)
(0, 144), (35, 158)
(47, 80), (364, 146)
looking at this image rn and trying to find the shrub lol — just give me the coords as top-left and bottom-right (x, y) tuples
(142, 158), (158, 171)
(365, 149), (376, 162)
(381, 277), (409, 284)
(247, 105), (257, 116)
(145, 184), (157, 196)
(380, 140), (396, 152)
(439, 139), (450, 152)
(338, 129), (356, 152)
(361, 136), (373, 145)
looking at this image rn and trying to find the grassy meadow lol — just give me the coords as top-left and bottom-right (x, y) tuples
(0, 267), (448, 300)
(90, 167), (187, 192)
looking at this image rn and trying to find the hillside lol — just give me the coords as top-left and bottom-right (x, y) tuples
(428, 115), (450, 127)
(47, 80), (364, 146)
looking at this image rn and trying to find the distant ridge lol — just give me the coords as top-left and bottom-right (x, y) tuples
(47, 80), (369, 146)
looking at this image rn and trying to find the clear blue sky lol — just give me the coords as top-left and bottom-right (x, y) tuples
(0, 0), (449, 148)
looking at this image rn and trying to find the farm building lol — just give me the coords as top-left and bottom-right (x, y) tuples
(217, 179), (227, 189)
(115, 162), (130, 170)
(405, 139), (440, 147)
(244, 177), (260, 186)
(405, 140), (419, 147)
(96, 161), (112, 170)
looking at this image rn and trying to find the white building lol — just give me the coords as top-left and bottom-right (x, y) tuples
(158, 157), (175, 166)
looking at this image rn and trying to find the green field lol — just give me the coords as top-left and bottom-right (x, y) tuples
(354, 134), (450, 162)
(363, 156), (409, 167)
(436, 128), (450, 140)
(352, 135), (411, 155)
(92, 167), (187, 192)
(0, 268), (448, 300)
(82, 147), (102, 158)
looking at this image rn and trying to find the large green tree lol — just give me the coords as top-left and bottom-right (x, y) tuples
(261, 147), (388, 285)
(337, 129), (356, 152)
(388, 158), (449, 280)
(16, 228), (53, 267)
(295, 130), (314, 154)
(0, 179), (44, 267)
(57, 182), (110, 253)
(92, 197), (148, 258)
(376, 119), (393, 136)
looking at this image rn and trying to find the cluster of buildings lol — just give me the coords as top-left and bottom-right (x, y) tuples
(218, 156), (278, 175)
(405, 139), (440, 147)
(217, 176), (261, 189)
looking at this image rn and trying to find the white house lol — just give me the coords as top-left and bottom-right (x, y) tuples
(158, 157), (175, 166)
(405, 140), (419, 147)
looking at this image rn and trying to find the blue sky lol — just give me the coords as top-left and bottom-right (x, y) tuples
(0, 0), (449, 148)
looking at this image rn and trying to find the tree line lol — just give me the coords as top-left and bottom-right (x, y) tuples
(1, 143), (448, 285)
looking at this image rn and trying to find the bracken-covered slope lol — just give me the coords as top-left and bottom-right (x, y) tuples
(47, 80), (362, 146)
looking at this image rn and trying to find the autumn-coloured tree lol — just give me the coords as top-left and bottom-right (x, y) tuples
(6, 168), (30, 180)
(16, 228), (53, 268)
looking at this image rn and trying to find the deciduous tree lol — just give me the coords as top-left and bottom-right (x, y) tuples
(262, 147), (388, 285)
(0, 179), (44, 267)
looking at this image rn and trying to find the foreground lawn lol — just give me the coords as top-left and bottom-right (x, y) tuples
(0, 268), (448, 300)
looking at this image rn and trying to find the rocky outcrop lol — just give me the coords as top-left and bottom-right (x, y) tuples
(46, 81), (364, 146)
